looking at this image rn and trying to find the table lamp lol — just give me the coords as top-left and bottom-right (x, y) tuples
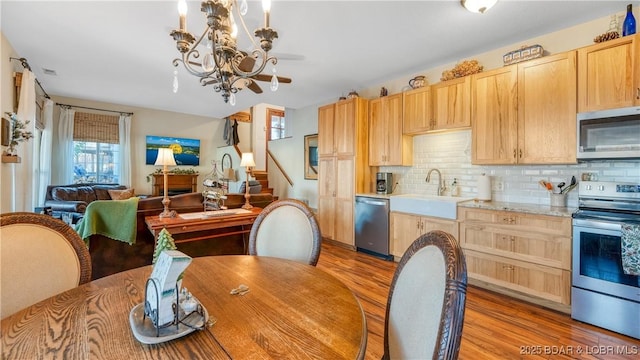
(240, 152), (255, 210)
(155, 148), (177, 218)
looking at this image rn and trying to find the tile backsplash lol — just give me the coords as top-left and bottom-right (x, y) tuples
(380, 130), (640, 208)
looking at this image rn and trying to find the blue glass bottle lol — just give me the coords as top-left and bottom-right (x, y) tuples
(622, 4), (636, 36)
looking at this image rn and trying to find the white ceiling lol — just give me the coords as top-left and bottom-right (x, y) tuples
(1, 1), (627, 119)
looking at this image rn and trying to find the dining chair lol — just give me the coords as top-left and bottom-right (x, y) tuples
(248, 199), (322, 266)
(0, 212), (92, 319)
(383, 230), (467, 360)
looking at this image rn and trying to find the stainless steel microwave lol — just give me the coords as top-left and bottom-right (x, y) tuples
(577, 106), (640, 160)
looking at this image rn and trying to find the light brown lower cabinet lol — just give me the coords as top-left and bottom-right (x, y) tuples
(459, 207), (572, 312)
(390, 212), (458, 259)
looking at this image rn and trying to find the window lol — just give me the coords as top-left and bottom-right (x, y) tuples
(267, 108), (286, 140)
(72, 112), (120, 184)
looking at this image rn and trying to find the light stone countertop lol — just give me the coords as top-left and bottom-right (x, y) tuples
(355, 194), (576, 218)
(458, 200), (576, 218)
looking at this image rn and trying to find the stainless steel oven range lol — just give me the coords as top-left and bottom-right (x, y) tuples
(571, 181), (640, 339)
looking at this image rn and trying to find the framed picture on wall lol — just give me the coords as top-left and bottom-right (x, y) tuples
(1, 117), (11, 147)
(146, 135), (200, 166)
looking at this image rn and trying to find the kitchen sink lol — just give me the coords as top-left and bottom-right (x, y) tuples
(389, 194), (473, 219)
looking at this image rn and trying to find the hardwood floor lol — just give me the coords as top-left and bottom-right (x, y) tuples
(316, 241), (640, 360)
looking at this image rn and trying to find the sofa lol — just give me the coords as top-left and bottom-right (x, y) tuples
(44, 183), (128, 222)
(88, 191), (276, 280)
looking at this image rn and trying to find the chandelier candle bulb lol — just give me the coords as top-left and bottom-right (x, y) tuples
(178, 0), (187, 31)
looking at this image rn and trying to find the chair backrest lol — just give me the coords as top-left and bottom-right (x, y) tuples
(383, 230), (467, 360)
(0, 212), (92, 319)
(248, 199), (322, 266)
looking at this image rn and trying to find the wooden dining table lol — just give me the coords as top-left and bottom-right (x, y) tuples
(1, 255), (367, 359)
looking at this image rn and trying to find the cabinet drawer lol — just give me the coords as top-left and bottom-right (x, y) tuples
(459, 207), (571, 236)
(460, 223), (571, 269)
(464, 249), (571, 305)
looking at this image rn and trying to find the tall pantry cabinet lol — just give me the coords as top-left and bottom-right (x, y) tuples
(317, 98), (372, 247)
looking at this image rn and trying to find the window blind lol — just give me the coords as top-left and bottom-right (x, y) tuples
(73, 112), (119, 144)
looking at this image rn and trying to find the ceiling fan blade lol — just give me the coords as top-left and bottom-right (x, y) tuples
(252, 74), (292, 83)
(238, 56), (256, 73)
(246, 80), (263, 94)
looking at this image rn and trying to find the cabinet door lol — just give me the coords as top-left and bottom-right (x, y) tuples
(403, 87), (432, 134)
(517, 51), (577, 164)
(334, 99), (356, 156)
(335, 157), (355, 245)
(432, 77), (471, 130)
(464, 249), (570, 305)
(317, 156), (336, 240)
(368, 98), (385, 166)
(384, 94), (409, 165)
(471, 66), (518, 165)
(318, 104), (335, 157)
(578, 34), (639, 111)
(390, 212), (421, 257)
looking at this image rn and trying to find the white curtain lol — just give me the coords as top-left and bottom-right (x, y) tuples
(118, 114), (132, 186)
(37, 99), (54, 204)
(55, 107), (75, 185)
(15, 70), (36, 211)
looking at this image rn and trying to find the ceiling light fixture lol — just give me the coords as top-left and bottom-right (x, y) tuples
(170, 0), (289, 104)
(461, 0), (497, 14)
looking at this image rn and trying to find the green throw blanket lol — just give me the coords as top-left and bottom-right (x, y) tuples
(75, 197), (139, 245)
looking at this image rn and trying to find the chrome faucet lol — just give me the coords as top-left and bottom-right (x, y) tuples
(426, 168), (445, 196)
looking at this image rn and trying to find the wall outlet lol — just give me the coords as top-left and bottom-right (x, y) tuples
(494, 181), (504, 191)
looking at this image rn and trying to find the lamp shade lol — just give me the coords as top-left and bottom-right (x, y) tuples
(461, 0), (497, 14)
(154, 148), (177, 166)
(240, 153), (256, 167)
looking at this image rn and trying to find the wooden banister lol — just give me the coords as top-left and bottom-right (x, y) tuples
(267, 149), (293, 187)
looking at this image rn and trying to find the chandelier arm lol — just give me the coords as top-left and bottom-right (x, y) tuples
(174, 26), (218, 78)
(234, 0), (259, 50)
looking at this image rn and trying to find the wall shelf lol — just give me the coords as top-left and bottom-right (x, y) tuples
(2, 155), (21, 163)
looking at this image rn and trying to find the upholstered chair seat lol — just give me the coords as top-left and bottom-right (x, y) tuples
(248, 199), (321, 266)
(383, 230), (467, 360)
(0, 212), (91, 319)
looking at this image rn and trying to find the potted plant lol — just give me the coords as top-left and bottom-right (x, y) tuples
(2, 112), (33, 162)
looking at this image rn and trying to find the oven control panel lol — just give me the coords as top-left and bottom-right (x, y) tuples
(580, 181), (640, 199)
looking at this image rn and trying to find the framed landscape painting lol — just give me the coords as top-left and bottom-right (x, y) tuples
(146, 135), (200, 166)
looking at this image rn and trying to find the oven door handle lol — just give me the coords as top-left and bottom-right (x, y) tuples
(573, 218), (622, 232)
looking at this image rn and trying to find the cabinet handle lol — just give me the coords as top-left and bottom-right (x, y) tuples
(519, 149), (523, 158)
(513, 149), (517, 159)
(416, 220), (421, 230)
(637, 87), (639, 100)
(502, 217), (515, 223)
(502, 265), (514, 271)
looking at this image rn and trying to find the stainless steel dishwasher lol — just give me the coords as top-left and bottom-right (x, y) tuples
(355, 196), (392, 260)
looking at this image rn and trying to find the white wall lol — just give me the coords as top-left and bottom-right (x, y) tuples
(267, 104), (320, 209)
(1, 32), (27, 212)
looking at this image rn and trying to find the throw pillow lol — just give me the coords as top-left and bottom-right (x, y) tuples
(108, 188), (135, 200)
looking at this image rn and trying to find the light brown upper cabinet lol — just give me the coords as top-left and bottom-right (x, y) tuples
(318, 98), (364, 158)
(471, 65), (518, 164)
(403, 86), (432, 134)
(431, 76), (471, 131)
(369, 94), (413, 166)
(472, 52), (577, 165)
(518, 51), (577, 164)
(578, 34), (640, 112)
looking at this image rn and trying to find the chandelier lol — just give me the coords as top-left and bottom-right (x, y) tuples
(170, 0), (289, 105)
